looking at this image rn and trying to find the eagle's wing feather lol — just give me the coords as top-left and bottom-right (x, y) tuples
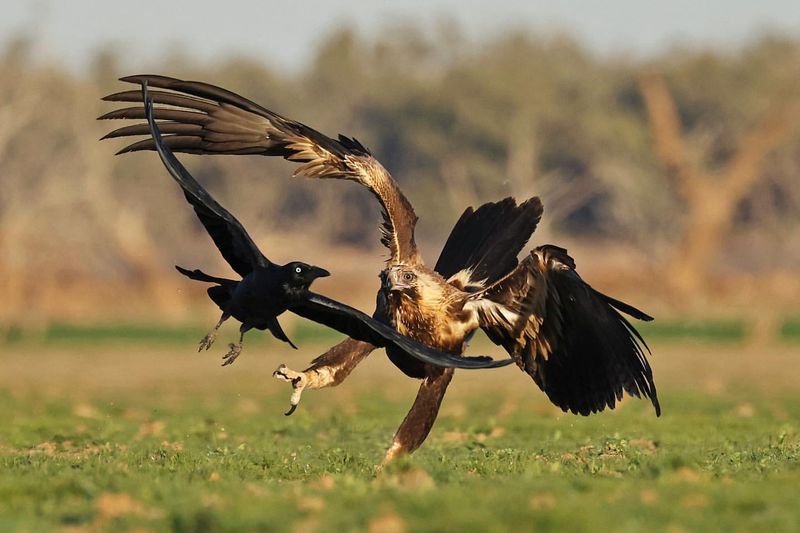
(143, 82), (270, 276)
(464, 245), (660, 416)
(101, 75), (419, 265)
(291, 292), (514, 370)
(436, 197), (543, 290)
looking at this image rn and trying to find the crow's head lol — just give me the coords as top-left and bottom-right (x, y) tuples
(285, 262), (330, 288)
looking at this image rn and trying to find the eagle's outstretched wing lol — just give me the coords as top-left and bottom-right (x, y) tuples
(292, 292), (514, 370)
(143, 82), (270, 277)
(464, 245), (660, 417)
(100, 75), (420, 265)
(436, 197), (544, 291)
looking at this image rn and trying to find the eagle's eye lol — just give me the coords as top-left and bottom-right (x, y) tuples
(295, 266), (303, 274)
(402, 272), (415, 283)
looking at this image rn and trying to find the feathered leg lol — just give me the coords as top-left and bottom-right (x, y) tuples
(382, 366), (455, 465)
(272, 338), (376, 415)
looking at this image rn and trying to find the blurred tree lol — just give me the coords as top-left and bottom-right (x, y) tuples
(1, 29), (799, 323)
(639, 73), (800, 292)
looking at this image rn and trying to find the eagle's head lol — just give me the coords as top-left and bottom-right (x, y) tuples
(383, 265), (420, 294)
(381, 264), (470, 349)
(383, 265), (453, 309)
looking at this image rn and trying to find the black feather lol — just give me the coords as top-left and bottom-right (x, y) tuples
(435, 197), (543, 286)
(473, 245), (660, 417)
(534, 252), (660, 416)
(207, 285), (232, 308)
(175, 265), (234, 285)
(595, 291), (654, 322)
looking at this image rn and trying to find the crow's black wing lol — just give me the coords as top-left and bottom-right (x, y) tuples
(465, 245), (660, 416)
(143, 82), (270, 276)
(290, 292), (513, 370)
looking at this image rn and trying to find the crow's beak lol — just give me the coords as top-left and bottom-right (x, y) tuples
(310, 266), (330, 280)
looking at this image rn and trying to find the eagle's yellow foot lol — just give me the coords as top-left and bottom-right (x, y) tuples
(272, 364), (308, 416)
(221, 342), (243, 366)
(198, 331), (217, 351)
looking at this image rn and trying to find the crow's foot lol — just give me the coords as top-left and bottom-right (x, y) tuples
(198, 331), (218, 352)
(272, 364), (308, 416)
(221, 342), (243, 366)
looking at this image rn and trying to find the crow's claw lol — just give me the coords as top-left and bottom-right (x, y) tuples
(198, 331), (217, 352)
(221, 342), (243, 366)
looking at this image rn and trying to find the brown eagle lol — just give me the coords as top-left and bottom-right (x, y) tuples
(100, 75), (660, 463)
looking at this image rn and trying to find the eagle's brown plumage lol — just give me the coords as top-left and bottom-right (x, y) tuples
(100, 75), (660, 462)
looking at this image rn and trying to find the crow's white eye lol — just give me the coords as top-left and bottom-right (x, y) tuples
(295, 266), (302, 273)
(403, 272), (415, 282)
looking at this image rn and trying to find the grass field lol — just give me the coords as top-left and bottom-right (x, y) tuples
(1, 327), (799, 531)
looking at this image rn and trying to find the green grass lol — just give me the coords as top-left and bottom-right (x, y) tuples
(0, 316), (787, 347)
(780, 317), (800, 341)
(637, 319), (747, 342)
(6, 313), (800, 350)
(1, 385), (799, 531)
(0, 322), (336, 347)
(0, 322), (340, 348)
(1, 335), (798, 531)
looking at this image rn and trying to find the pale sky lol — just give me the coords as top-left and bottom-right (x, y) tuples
(4, 0), (800, 72)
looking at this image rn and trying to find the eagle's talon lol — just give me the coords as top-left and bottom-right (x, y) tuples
(272, 364), (308, 415)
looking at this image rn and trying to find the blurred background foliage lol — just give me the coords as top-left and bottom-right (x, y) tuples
(0, 26), (798, 328)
